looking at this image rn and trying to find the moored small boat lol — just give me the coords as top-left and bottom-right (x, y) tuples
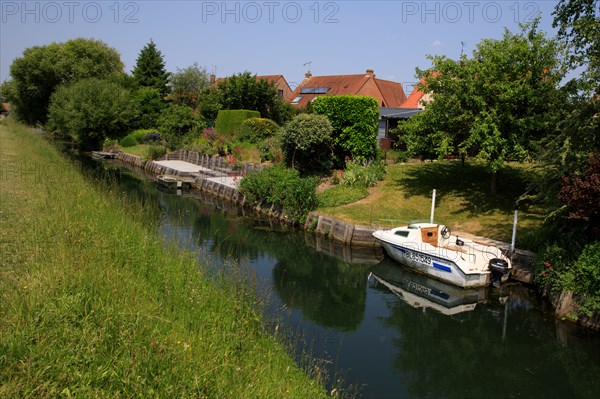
(91, 151), (116, 159)
(157, 175), (195, 190)
(372, 222), (511, 288)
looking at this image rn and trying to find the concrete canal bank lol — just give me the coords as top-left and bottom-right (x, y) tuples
(112, 149), (538, 285)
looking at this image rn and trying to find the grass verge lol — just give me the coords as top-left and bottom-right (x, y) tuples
(0, 120), (328, 398)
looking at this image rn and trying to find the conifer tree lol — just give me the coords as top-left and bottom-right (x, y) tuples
(132, 40), (170, 97)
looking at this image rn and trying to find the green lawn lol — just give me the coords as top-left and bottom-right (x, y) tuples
(317, 160), (547, 247)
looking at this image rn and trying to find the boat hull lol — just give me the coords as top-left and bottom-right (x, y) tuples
(376, 239), (491, 288)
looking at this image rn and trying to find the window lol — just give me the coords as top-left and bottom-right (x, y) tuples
(299, 87), (329, 94)
(394, 231), (409, 237)
(277, 89), (284, 97)
(291, 96), (302, 104)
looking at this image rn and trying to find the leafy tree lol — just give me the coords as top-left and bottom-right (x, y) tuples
(132, 86), (166, 129)
(5, 39), (124, 125)
(217, 71), (292, 125)
(132, 40), (170, 97)
(312, 95), (380, 164)
(157, 104), (205, 149)
(281, 113), (334, 175)
(553, 0), (600, 95)
(46, 78), (136, 150)
(169, 62), (210, 108)
(400, 20), (566, 194)
(197, 87), (222, 122)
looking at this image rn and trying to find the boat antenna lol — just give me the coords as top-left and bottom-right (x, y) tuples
(430, 189), (436, 223)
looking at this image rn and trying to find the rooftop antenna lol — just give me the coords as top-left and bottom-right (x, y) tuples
(303, 61), (312, 73)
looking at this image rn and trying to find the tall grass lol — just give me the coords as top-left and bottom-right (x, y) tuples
(0, 120), (328, 398)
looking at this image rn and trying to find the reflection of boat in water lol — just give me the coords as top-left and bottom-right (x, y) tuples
(370, 257), (488, 316)
(372, 223), (511, 288)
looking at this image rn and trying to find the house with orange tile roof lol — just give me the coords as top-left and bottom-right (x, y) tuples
(400, 76), (433, 109)
(258, 75), (293, 99)
(288, 69), (407, 108)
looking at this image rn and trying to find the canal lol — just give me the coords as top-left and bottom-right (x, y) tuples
(81, 156), (600, 399)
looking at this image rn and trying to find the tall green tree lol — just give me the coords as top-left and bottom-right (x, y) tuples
(553, 0), (600, 95)
(132, 86), (166, 129)
(169, 63), (210, 108)
(536, 1), (600, 203)
(4, 39), (124, 125)
(47, 78), (136, 150)
(132, 40), (170, 97)
(216, 71), (292, 125)
(400, 20), (566, 194)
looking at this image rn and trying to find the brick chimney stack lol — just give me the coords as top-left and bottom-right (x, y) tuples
(366, 69), (375, 78)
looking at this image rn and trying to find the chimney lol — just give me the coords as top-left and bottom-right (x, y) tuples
(304, 71), (312, 79)
(366, 69), (375, 78)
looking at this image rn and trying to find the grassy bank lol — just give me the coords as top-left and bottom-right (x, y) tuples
(0, 120), (328, 398)
(317, 159), (546, 246)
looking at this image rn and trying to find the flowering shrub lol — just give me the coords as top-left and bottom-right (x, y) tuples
(143, 132), (161, 144)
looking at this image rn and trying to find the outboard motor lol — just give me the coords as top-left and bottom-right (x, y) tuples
(489, 258), (510, 286)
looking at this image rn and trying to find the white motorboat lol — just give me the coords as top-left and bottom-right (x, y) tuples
(372, 223), (511, 288)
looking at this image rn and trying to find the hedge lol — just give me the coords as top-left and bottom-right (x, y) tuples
(312, 95), (380, 163)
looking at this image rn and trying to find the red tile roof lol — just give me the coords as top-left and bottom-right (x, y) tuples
(400, 80), (426, 108)
(401, 73), (438, 109)
(288, 70), (406, 108)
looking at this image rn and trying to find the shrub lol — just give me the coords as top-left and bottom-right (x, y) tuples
(312, 95), (380, 165)
(143, 132), (161, 144)
(281, 114), (333, 175)
(259, 132), (283, 163)
(120, 134), (138, 147)
(125, 128), (155, 144)
(559, 241), (600, 317)
(146, 145), (166, 160)
(215, 109), (260, 136)
(239, 165), (318, 224)
(342, 160), (386, 188)
(238, 117), (281, 143)
(157, 104), (206, 149)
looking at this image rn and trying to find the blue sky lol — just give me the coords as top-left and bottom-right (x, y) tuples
(2, 1), (560, 93)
